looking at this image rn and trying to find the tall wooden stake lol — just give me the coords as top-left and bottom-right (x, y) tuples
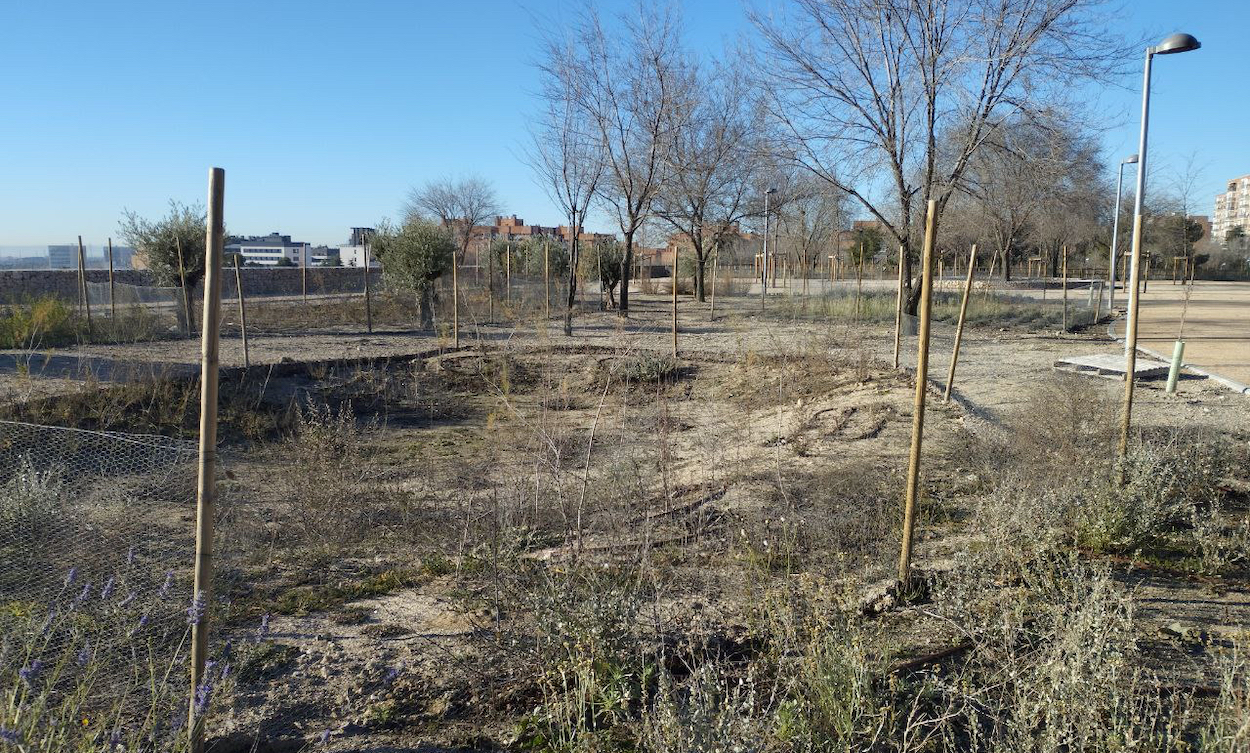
(855, 243), (864, 321)
(893, 246), (905, 369)
(672, 246), (679, 360)
(898, 199), (938, 589)
(543, 240), (550, 322)
(77, 236), (93, 338)
(189, 167), (225, 753)
(506, 241), (512, 305)
(488, 239), (495, 322)
(177, 238), (193, 338)
(1061, 245), (1069, 331)
(709, 250), (718, 322)
(943, 244), (977, 403)
(233, 256), (249, 368)
(362, 234), (373, 334)
(301, 252), (308, 305)
(107, 238), (116, 322)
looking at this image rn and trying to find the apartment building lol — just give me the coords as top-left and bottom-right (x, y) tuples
(1213, 175), (1250, 245)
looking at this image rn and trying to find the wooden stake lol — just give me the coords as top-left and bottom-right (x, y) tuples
(709, 249), (718, 322)
(453, 244), (462, 347)
(107, 237), (116, 322)
(233, 256), (249, 368)
(362, 234), (373, 334)
(672, 245), (679, 360)
(855, 243), (864, 321)
(543, 240), (550, 322)
(488, 239), (495, 322)
(943, 244), (977, 403)
(506, 241), (512, 305)
(177, 238), (193, 338)
(77, 236), (93, 338)
(1061, 245), (1069, 331)
(898, 199), (938, 589)
(301, 251), (308, 305)
(893, 246), (904, 369)
(189, 167), (225, 753)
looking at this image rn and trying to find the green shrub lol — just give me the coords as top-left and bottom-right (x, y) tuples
(0, 296), (79, 348)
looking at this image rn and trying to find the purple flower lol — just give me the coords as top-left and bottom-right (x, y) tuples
(256, 613), (271, 642)
(158, 571), (174, 599)
(126, 546), (135, 565)
(109, 729), (121, 749)
(193, 680), (213, 716)
(39, 609), (55, 635)
(77, 643), (91, 667)
(100, 577), (115, 602)
(130, 613), (150, 637)
(220, 663), (232, 680)
(187, 591), (206, 626)
(118, 591), (137, 609)
(64, 567), (78, 589)
(73, 582), (91, 607)
(19, 660), (42, 686)
(0, 726), (20, 745)
(319, 730), (331, 744)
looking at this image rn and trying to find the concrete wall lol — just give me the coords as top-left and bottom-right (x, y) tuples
(0, 268), (383, 305)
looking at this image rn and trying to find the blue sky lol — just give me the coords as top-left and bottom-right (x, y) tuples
(0, 0), (1244, 250)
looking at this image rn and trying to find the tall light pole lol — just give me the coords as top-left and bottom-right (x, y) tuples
(1108, 153), (1138, 313)
(1119, 32), (1201, 465)
(761, 187), (776, 309)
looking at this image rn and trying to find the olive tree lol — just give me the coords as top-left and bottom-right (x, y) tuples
(370, 218), (454, 330)
(118, 201), (206, 289)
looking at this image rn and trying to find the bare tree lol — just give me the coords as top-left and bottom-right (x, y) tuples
(776, 179), (848, 294)
(950, 114), (1102, 280)
(654, 62), (761, 302)
(531, 37), (606, 335)
(406, 176), (500, 344)
(561, 3), (692, 316)
(753, 0), (1126, 312)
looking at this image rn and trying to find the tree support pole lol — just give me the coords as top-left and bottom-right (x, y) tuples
(189, 167), (225, 753)
(107, 238), (116, 323)
(898, 200), (937, 590)
(234, 256), (249, 368)
(77, 236), (93, 339)
(177, 238), (193, 338)
(943, 244), (976, 403)
(893, 246), (904, 369)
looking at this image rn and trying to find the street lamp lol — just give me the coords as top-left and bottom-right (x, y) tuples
(1119, 32), (1201, 463)
(1108, 153), (1138, 313)
(761, 187), (776, 309)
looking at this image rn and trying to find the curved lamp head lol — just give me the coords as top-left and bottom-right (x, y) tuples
(1152, 33), (1201, 55)
(1123, 154), (1139, 164)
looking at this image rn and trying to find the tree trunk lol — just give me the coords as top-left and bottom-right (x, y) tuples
(618, 232), (634, 317)
(695, 254), (707, 303)
(419, 287), (434, 330)
(1002, 247), (1013, 282)
(565, 220), (579, 336)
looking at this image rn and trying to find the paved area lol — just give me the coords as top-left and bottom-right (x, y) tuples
(1113, 280), (1250, 388)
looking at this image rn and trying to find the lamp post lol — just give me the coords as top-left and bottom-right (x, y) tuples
(1108, 153), (1138, 313)
(761, 187), (776, 309)
(1119, 32), (1201, 465)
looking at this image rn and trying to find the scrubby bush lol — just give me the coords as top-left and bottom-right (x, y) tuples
(0, 297), (79, 349)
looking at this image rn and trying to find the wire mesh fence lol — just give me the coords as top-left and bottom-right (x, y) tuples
(0, 419), (202, 750)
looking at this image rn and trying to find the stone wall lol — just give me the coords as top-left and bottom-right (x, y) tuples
(0, 268), (383, 305)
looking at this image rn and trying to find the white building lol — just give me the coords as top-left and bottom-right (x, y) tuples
(339, 244), (380, 268)
(1213, 175), (1250, 246)
(226, 233), (307, 266)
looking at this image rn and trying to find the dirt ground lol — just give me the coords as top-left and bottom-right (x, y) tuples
(1112, 279), (1250, 389)
(3, 290), (1249, 751)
